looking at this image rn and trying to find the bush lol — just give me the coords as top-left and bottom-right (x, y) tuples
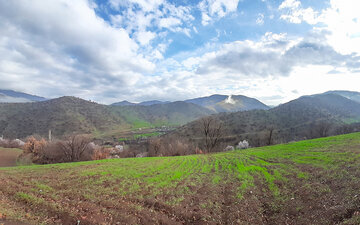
(0, 138), (25, 148)
(22, 136), (47, 162)
(57, 135), (93, 162)
(33, 141), (64, 164)
(236, 140), (249, 149)
(148, 137), (195, 157)
(24, 135), (95, 164)
(91, 146), (111, 160)
(224, 146), (235, 151)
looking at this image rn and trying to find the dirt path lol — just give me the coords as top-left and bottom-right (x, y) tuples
(0, 148), (22, 167)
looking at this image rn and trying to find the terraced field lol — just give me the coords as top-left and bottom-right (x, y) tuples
(1, 133), (360, 224)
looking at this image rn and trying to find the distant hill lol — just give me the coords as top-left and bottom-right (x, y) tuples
(171, 93), (360, 147)
(279, 93), (360, 120)
(110, 101), (212, 127)
(112, 100), (171, 106)
(324, 90), (360, 104)
(0, 97), (212, 139)
(185, 94), (270, 113)
(111, 94), (269, 112)
(3, 91), (360, 141)
(0, 96), (125, 138)
(0, 89), (47, 103)
(138, 100), (170, 106)
(111, 100), (136, 106)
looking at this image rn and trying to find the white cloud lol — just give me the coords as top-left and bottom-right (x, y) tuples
(135, 31), (156, 46)
(256, 13), (265, 25)
(159, 17), (181, 29)
(279, 0), (319, 24)
(318, 0), (360, 55)
(154, 30), (359, 105)
(110, 0), (194, 45)
(1, 0), (360, 106)
(279, 0), (360, 56)
(279, 0), (300, 10)
(0, 0), (154, 101)
(196, 33), (359, 78)
(110, 0), (164, 12)
(199, 0), (240, 25)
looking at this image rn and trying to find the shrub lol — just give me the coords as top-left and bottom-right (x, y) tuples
(148, 137), (195, 157)
(224, 146), (235, 151)
(58, 135), (93, 162)
(0, 138), (25, 148)
(148, 139), (165, 157)
(16, 136), (48, 164)
(22, 136), (47, 161)
(91, 146), (111, 160)
(236, 140), (249, 149)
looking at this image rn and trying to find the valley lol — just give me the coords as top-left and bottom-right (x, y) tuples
(1, 1), (360, 224)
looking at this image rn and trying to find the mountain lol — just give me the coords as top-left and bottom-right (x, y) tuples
(111, 100), (136, 106)
(185, 94), (270, 113)
(171, 93), (360, 147)
(324, 90), (360, 104)
(0, 89), (47, 103)
(111, 100), (169, 106)
(0, 97), (212, 139)
(0, 96), (126, 139)
(110, 101), (212, 127)
(278, 93), (360, 120)
(111, 94), (269, 112)
(138, 100), (170, 106)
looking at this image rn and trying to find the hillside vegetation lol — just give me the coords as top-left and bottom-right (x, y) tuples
(0, 97), (212, 139)
(0, 133), (359, 224)
(185, 94), (270, 113)
(0, 97), (126, 139)
(110, 101), (213, 127)
(173, 93), (360, 147)
(111, 94), (270, 113)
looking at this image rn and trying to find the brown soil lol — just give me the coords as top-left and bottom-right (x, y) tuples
(0, 148), (22, 167)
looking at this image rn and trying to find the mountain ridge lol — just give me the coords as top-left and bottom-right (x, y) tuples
(0, 89), (47, 103)
(111, 94), (270, 112)
(0, 96), (212, 138)
(170, 92), (360, 147)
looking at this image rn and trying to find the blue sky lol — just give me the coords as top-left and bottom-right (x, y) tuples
(0, 0), (359, 105)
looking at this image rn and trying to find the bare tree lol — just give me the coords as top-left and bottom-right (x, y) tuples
(201, 117), (223, 153)
(148, 138), (163, 157)
(335, 124), (353, 135)
(58, 135), (92, 162)
(311, 121), (332, 138)
(266, 127), (275, 145)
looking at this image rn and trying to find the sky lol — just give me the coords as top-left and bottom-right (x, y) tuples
(0, 0), (359, 105)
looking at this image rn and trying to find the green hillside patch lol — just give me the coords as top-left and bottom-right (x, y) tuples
(0, 133), (360, 224)
(134, 132), (161, 139)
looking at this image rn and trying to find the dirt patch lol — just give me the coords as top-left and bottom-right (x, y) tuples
(0, 148), (22, 167)
(0, 220), (31, 225)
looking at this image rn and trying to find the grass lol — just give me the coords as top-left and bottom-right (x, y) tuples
(0, 133), (360, 224)
(117, 132), (162, 142)
(133, 132), (161, 139)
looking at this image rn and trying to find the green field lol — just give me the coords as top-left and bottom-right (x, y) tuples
(133, 132), (162, 139)
(0, 133), (360, 224)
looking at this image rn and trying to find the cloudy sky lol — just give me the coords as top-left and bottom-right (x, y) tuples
(0, 0), (359, 105)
